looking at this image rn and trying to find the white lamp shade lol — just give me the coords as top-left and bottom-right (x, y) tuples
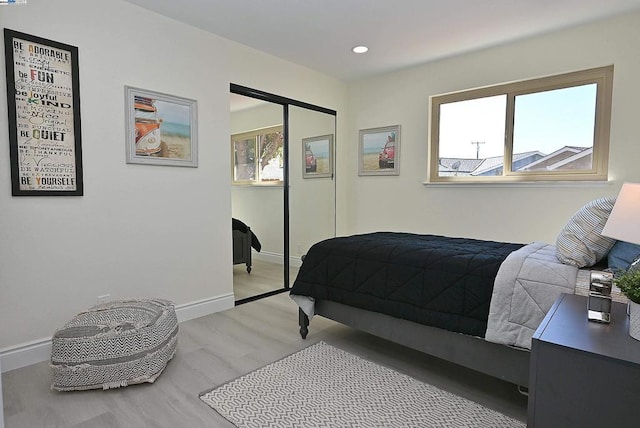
(601, 183), (640, 245)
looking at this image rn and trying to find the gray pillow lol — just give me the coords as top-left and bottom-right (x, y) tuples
(556, 197), (616, 268)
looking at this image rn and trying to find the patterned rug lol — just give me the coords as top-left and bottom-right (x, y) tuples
(199, 341), (525, 428)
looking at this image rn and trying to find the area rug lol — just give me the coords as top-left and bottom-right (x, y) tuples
(199, 341), (525, 428)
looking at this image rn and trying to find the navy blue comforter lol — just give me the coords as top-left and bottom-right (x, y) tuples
(290, 232), (523, 337)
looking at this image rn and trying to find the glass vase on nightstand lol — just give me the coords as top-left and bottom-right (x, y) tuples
(588, 271), (613, 323)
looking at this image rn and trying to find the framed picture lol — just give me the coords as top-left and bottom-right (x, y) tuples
(231, 125), (284, 185)
(125, 86), (197, 167)
(302, 134), (333, 179)
(358, 125), (400, 176)
(4, 29), (84, 196)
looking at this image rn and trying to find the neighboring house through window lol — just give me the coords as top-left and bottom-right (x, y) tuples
(428, 66), (614, 183)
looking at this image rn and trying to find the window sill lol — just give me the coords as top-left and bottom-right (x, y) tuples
(422, 180), (613, 188)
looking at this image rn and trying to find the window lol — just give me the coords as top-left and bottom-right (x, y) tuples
(232, 125), (284, 185)
(429, 66), (613, 183)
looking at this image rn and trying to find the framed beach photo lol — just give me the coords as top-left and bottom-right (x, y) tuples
(125, 86), (198, 167)
(358, 125), (400, 176)
(302, 134), (333, 179)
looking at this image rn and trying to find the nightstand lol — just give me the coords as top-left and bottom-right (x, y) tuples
(528, 293), (640, 427)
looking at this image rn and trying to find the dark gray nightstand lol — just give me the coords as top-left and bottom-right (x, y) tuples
(527, 293), (640, 427)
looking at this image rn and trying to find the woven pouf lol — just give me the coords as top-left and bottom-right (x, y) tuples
(50, 298), (178, 391)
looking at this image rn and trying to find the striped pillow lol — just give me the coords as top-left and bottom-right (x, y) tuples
(556, 197), (616, 268)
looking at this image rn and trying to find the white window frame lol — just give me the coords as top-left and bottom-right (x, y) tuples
(428, 66), (614, 183)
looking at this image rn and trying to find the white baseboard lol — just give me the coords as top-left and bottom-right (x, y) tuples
(254, 251), (303, 268)
(174, 293), (235, 323)
(290, 256), (303, 268)
(0, 337), (52, 374)
(0, 293), (235, 373)
(253, 251), (284, 265)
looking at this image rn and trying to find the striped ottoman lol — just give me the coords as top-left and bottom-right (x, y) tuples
(50, 298), (178, 391)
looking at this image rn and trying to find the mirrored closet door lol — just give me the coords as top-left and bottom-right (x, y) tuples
(230, 85), (336, 305)
(230, 93), (285, 302)
(288, 105), (336, 263)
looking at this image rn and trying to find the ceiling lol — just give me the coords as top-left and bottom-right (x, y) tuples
(125, 0), (640, 81)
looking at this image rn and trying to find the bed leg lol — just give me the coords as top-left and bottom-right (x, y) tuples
(298, 308), (309, 339)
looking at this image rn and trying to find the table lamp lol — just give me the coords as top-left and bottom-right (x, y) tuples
(601, 183), (640, 338)
(601, 183), (640, 268)
(587, 183), (640, 323)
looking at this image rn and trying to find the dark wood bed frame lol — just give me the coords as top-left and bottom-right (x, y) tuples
(298, 300), (531, 387)
(232, 227), (252, 273)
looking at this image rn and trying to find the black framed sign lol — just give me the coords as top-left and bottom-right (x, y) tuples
(4, 29), (83, 196)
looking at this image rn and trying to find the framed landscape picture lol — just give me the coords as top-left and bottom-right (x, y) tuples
(302, 134), (333, 179)
(358, 125), (400, 176)
(125, 86), (198, 167)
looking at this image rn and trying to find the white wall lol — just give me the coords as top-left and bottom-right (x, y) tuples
(0, 0), (347, 369)
(344, 11), (640, 244)
(0, 0), (231, 359)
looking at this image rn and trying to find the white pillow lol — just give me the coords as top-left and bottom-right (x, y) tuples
(556, 197), (616, 268)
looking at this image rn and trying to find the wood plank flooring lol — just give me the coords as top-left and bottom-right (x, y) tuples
(232, 259), (296, 301)
(2, 261), (527, 427)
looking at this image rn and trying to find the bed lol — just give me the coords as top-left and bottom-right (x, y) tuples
(289, 197), (625, 388)
(232, 218), (261, 273)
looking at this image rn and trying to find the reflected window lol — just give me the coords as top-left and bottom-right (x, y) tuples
(232, 125), (283, 185)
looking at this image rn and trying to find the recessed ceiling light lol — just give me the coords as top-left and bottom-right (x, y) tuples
(352, 45), (369, 54)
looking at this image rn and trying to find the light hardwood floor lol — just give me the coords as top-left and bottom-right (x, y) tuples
(232, 259), (297, 301)
(2, 262), (527, 427)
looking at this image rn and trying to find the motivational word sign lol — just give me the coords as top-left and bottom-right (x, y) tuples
(4, 29), (83, 196)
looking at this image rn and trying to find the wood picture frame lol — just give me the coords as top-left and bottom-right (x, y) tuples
(4, 29), (84, 196)
(125, 86), (198, 167)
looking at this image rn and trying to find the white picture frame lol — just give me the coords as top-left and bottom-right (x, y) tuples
(125, 86), (198, 167)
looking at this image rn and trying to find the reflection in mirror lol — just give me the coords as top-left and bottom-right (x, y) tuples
(232, 125), (284, 185)
(288, 106), (336, 261)
(230, 93), (285, 301)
